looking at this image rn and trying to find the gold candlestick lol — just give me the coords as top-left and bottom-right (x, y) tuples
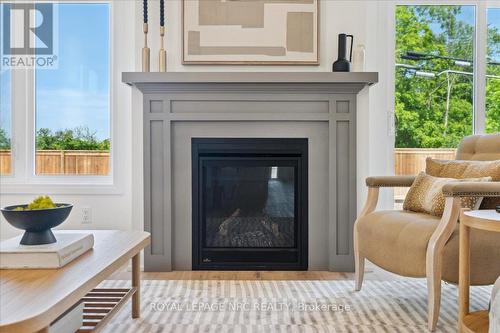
(142, 23), (150, 72)
(159, 26), (166, 72)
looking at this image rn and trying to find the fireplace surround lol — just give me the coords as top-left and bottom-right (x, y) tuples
(192, 138), (308, 270)
(123, 72), (378, 272)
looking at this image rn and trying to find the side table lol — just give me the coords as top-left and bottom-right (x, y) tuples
(459, 209), (500, 333)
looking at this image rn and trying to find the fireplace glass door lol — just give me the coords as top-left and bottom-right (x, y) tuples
(192, 138), (308, 270)
(203, 161), (296, 249)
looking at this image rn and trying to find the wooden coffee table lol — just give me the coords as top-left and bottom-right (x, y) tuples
(459, 210), (500, 333)
(0, 230), (150, 333)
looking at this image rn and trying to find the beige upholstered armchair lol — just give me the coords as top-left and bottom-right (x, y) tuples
(354, 134), (500, 331)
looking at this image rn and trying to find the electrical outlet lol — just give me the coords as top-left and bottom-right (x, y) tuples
(82, 207), (92, 224)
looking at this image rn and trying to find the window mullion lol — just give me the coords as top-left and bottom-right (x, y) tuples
(474, 1), (487, 134)
(26, 68), (36, 180)
(9, 69), (28, 181)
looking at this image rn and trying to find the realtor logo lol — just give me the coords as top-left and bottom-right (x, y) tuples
(1, 2), (58, 69)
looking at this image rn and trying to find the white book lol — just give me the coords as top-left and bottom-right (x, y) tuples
(0, 232), (94, 269)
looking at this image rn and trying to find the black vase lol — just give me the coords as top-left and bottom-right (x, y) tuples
(332, 34), (354, 72)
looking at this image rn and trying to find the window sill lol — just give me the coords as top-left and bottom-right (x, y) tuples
(0, 182), (124, 195)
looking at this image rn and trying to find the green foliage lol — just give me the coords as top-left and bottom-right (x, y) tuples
(0, 128), (10, 149)
(487, 78), (500, 133)
(36, 126), (110, 151)
(0, 126), (109, 151)
(395, 6), (500, 148)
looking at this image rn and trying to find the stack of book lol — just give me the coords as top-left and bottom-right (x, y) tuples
(0, 231), (94, 269)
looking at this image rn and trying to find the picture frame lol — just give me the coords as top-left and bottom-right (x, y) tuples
(182, 0), (319, 65)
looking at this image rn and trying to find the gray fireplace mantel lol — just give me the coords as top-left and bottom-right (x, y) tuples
(123, 72), (378, 85)
(123, 72), (378, 272)
(124, 72), (378, 95)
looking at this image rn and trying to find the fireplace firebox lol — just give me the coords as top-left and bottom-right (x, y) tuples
(192, 138), (308, 270)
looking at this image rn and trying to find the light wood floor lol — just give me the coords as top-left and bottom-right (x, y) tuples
(109, 261), (405, 281)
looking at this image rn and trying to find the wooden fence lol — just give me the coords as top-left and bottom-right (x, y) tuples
(0, 150), (110, 175)
(394, 148), (456, 176)
(394, 148), (456, 201)
(0, 148), (456, 179)
(0, 151), (10, 175)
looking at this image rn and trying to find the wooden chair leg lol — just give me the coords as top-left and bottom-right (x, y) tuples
(353, 187), (378, 291)
(353, 187), (379, 292)
(354, 247), (365, 291)
(354, 219), (365, 291)
(426, 262), (441, 331)
(425, 197), (460, 331)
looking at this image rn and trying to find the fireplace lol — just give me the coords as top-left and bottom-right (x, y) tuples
(125, 72), (378, 271)
(192, 138), (308, 270)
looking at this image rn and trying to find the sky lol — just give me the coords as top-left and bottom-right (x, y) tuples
(35, 3), (110, 140)
(455, 6), (499, 62)
(0, 3), (110, 140)
(489, 8), (500, 62)
(413, 5), (499, 62)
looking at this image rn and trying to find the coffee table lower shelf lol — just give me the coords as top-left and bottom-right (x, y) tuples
(77, 287), (136, 333)
(461, 310), (489, 333)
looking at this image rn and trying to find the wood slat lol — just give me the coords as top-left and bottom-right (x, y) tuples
(83, 314), (106, 320)
(83, 318), (102, 322)
(82, 297), (121, 303)
(79, 287), (136, 332)
(90, 288), (130, 293)
(86, 292), (127, 297)
(83, 308), (112, 314)
(84, 303), (116, 308)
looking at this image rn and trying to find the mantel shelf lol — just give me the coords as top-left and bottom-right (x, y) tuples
(122, 72), (378, 86)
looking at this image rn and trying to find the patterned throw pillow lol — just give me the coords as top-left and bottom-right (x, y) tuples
(403, 172), (491, 217)
(426, 158), (500, 209)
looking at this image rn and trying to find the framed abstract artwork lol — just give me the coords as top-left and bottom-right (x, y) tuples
(182, 0), (319, 65)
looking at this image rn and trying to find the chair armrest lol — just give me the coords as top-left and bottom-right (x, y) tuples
(442, 181), (500, 197)
(366, 175), (416, 188)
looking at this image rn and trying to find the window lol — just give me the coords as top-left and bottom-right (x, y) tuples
(0, 1), (129, 193)
(0, 69), (11, 176)
(393, 3), (498, 207)
(395, 5), (475, 149)
(486, 7), (500, 133)
(35, 3), (110, 175)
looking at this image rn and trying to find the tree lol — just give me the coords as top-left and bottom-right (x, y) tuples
(395, 6), (500, 148)
(486, 24), (500, 133)
(35, 126), (110, 150)
(0, 128), (10, 150)
(487, 78), (500, 133)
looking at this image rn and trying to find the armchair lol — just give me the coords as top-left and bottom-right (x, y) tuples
(354, 134), (500, 331)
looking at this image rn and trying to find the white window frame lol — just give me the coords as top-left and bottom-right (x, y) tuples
(1, 0), (131, 194)
(386, 0), (500, 137)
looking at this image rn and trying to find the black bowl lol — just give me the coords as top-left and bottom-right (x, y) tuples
(1, 204), (73, 245)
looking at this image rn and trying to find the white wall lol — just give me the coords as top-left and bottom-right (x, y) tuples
(1, 0), (395, 240)
(131, 0), (396, 234)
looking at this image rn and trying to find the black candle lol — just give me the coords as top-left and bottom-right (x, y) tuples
(160, 0), (165, 27)
(143, 0), (148, 24)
